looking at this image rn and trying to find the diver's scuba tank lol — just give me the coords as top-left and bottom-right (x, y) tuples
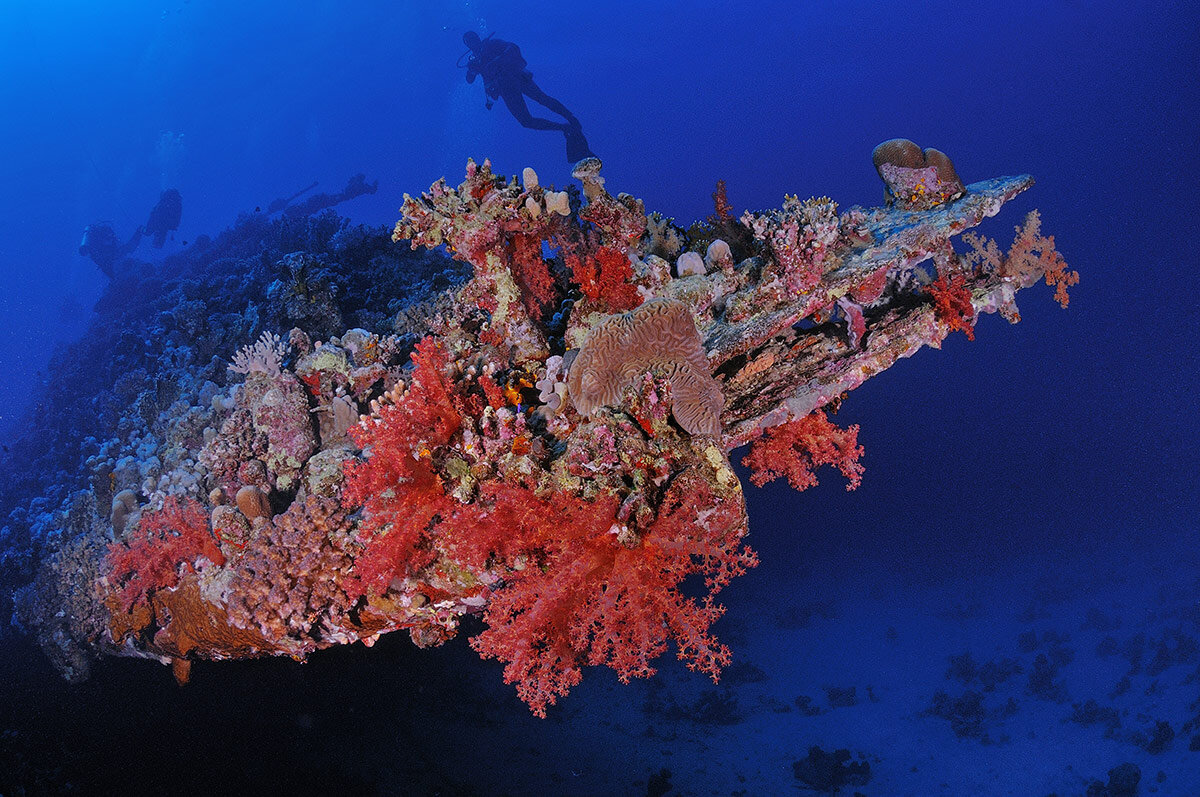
(78, 223), (120, 274)
(78, 225), (95, 256)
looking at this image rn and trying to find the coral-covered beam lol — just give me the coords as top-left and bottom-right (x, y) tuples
(712, 176), (1036, 447)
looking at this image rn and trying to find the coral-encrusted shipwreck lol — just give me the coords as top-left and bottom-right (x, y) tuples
(14, 147), (1074, 716)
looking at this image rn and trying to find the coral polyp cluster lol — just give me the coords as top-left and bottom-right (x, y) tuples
(11, 148), (1072, 715)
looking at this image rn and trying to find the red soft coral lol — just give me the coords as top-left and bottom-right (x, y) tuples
(461, 488), (616, 715)
(567, 245), (642, 312)
(743, 410), (864, 492)
(466, 474), (756, 717)
(344, 338), (462, 594)
(477, 372), (507, 410)
(507, 231), (558, 319)
(712, 179), (733, 221)
(107, 497), (224, 612)
(928, 273), (977, 341)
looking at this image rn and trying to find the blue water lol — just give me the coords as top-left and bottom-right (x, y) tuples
(0, 0), (1197, 793)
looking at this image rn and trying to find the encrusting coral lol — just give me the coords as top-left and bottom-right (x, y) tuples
(9, 145), (1074, 716)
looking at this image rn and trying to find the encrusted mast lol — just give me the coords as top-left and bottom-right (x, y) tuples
(18, 142), (1074, 716)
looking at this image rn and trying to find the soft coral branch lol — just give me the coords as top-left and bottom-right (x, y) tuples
(928, 273), (977, 341)
(567, 245), (642, 312)
(962, 209), (1078, 308)
(506, 231), (559, 320)
(466, 473), (755, 717)
(742, 411), (864, 492)
(344, 338), (461, 594)
(106, 497), (224, 612)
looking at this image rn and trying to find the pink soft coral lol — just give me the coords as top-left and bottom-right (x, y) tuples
(962, 210), (1079, 308)
(743, 411), (864, 492)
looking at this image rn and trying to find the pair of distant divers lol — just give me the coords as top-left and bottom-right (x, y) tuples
(78, 188), (181, 277)
(78, 172), (382, 277)
(81, 33), (591, 276)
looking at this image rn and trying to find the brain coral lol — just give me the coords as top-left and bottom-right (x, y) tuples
(567, 298), (722, 436)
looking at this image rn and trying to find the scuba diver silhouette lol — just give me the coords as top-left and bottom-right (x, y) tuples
(275, 173), (378, 219)
(144, 188), (182, 248)
(78, 223), (143, 278)
(79, 189), (183, 276)
(460, 31), (596, 164)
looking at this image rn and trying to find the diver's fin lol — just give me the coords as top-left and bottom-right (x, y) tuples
(564, 126), (595, 164)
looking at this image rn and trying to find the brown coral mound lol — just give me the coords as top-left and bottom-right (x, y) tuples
(225, 495), (361, 650)
(921, 148), (963, 195)
(568, 298), (723, 436)
(871, 138), (925, 171)
(872, 138), (965, 208)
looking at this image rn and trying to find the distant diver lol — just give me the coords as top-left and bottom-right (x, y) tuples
(267, 180), (319, 214)
(459, 31), (596, 164)
(78, 222), (143, 278)
(271, 174), (379, 218)
(144, 188), (182, 248)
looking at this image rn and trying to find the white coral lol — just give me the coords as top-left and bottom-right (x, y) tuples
(536, 355), (568, 413)
(544, 190), (570, 216)
(228, 331), (288, 377)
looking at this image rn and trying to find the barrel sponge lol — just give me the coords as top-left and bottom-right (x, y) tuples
(568, 298), (723, 436)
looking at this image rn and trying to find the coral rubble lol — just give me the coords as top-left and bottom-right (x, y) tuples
(3, 148), (1073, 715)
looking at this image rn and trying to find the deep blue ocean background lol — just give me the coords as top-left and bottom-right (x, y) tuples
(0, 1), (1197, 794)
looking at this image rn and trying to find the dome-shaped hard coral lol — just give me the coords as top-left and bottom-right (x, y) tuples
(872, 138), (965, 209)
